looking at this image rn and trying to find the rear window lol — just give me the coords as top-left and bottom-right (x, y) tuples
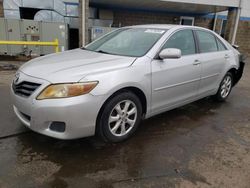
(196, 30), (218, 53)
(217, 38), (227, 51)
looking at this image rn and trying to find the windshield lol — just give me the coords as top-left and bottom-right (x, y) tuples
(85, 28), (166, 57)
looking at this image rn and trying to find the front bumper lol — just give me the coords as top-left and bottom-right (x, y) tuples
(11, 72), (105, 139)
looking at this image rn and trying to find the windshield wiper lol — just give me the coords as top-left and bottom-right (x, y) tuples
(81, 47), (94, 52)
(96, 50), (111, 55)
(81, 48), (111, 55)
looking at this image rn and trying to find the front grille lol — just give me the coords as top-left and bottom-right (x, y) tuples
(12, 81), (41, 97)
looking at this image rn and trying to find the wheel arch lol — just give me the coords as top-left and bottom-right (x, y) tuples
(228, 67), (237, 83)
(228, 61), (245, 86)
(227, 65), (243, 86)
(95, 86), (147, 132)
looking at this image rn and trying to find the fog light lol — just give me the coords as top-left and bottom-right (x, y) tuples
(50, 122), (66, 133)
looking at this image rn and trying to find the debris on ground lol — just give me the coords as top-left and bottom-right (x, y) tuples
(0, 64), (18, 71)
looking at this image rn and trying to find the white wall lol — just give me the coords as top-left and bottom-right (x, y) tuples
(241, 0), (250, 17)
(63, 0), (79, 3)
(217, 0), (250, 18)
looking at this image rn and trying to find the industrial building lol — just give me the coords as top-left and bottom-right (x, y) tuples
(0, 0), (249, 56)
(79, 0), (249, 56)
(0, 0), (79, 56)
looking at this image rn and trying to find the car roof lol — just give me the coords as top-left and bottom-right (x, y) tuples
(126, 24), (208, 31)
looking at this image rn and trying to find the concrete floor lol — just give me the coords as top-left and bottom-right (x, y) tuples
(0, 60), (249, 188)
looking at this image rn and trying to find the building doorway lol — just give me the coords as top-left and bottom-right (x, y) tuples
(180, 16), (195, 26)
(219, 19), (227, 38)
(69, 28), (79, 49)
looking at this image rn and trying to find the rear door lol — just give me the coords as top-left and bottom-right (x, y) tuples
(195, 30), (228, 96)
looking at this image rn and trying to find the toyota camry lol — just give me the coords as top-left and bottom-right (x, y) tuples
(11, 25), (245, 142)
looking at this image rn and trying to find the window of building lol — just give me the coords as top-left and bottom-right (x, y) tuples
(65, 4), (79, 17)
(219, 19), (227, 38)
(162, 29), (196, 56)
(196, 30), (218, 53)
(89, 7), (98, 19)
(180, 17), (195, 26)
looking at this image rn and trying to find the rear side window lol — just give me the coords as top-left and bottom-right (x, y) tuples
(217, 38), (227, 51)
(196, 30), (218, 53)
(162, 29), (196, 56)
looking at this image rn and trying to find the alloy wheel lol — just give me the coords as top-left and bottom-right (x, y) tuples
(221, 75), (232, 98)
(108, 100), (137, 137)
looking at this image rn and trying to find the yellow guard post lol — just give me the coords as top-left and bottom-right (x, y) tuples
(0, 39), (59, 53)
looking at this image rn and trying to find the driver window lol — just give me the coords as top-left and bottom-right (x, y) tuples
(162, 30), (196, 56)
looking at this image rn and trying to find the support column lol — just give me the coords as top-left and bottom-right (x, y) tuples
(225, 7), (240, 44)
(0, 0), (4, 17)
(79, 0), (89, 47)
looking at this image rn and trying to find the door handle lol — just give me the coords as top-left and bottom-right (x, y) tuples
(224, 54), (230, 59)
(193, 60), (201, 66)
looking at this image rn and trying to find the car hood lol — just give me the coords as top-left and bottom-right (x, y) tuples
(20, 49), (136, 83)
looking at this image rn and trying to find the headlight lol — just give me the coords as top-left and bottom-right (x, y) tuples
(37, 82), (98, 100)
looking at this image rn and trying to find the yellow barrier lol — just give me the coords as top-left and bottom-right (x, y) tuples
(0, 39), (59, 53)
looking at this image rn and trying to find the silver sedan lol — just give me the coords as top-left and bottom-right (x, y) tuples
(11, 25), (245, 142)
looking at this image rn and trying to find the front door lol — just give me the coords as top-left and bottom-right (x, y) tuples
(151, 29), (201, 115)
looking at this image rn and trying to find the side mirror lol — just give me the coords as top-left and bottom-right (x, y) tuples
(232, 44), (239, 50)
(159, 48), (181, 59)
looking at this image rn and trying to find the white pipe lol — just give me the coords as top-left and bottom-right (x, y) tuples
(213, 13), (218, 31)
(81, 0), (86, 46)
(231, 0), (242, 45)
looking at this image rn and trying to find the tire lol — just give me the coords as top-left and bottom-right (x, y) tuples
(214, 72), (233, 102)
(97, 91), (142, 143)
